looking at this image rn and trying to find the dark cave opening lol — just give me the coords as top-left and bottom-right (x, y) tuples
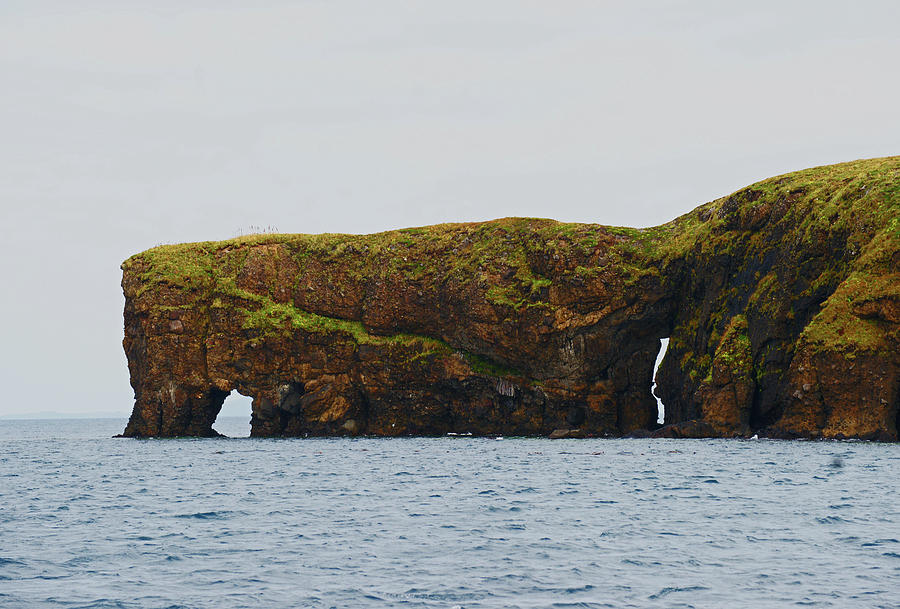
(277, 382), (306, 414)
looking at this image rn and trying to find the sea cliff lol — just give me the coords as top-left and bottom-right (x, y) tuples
(121, 157), (899, 439)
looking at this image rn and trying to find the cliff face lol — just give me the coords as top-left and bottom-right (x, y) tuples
(122, 157), (899, 440)
(654, 158), (899, 440)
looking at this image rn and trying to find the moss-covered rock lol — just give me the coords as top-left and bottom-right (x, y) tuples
(653, 156), (898, 440)
(122, 156), (899, 439)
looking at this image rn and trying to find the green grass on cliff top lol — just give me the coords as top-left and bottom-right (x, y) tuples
(124, 155), (898, 292)
(125, 217), (589, 287)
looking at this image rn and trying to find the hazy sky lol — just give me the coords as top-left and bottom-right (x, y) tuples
(1, 1), (898, 416)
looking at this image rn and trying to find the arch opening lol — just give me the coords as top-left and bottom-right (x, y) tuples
(651, 338), (669, 424)
(212, 391), (253, 437)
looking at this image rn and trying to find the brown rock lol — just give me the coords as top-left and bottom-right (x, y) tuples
(120, 157), (899, 441)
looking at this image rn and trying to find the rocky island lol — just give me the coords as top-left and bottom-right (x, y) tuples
(121, 157), (899, 440)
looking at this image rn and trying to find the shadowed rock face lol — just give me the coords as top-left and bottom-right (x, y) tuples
(121, 157), (899, 440)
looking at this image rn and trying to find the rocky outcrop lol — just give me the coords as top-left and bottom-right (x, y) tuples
(121, 157), (899, 440)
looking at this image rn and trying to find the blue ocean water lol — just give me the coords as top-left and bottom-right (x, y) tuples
(1, 418), (898, 609)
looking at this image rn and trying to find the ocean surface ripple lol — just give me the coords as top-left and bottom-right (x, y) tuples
(1, 418), (898, 608)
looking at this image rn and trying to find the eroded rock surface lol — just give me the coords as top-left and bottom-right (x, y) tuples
(122, 157), (899, 439)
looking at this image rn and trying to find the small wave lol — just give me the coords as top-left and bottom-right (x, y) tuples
(173, 511), (231, 520)
(550, 603), (615, 609)
(816, 515), (851, 524)
(68, 601), (138, 609)
(395, 588), (487, 602)
(649, 585), (710, 599)
(862, 538), (899, 547)
(362, 593), (386, 601)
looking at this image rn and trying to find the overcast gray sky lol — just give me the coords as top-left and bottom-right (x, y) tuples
(1, 1), (898, 417)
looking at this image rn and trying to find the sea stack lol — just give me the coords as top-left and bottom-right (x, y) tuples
(121, 157), (899, 440)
